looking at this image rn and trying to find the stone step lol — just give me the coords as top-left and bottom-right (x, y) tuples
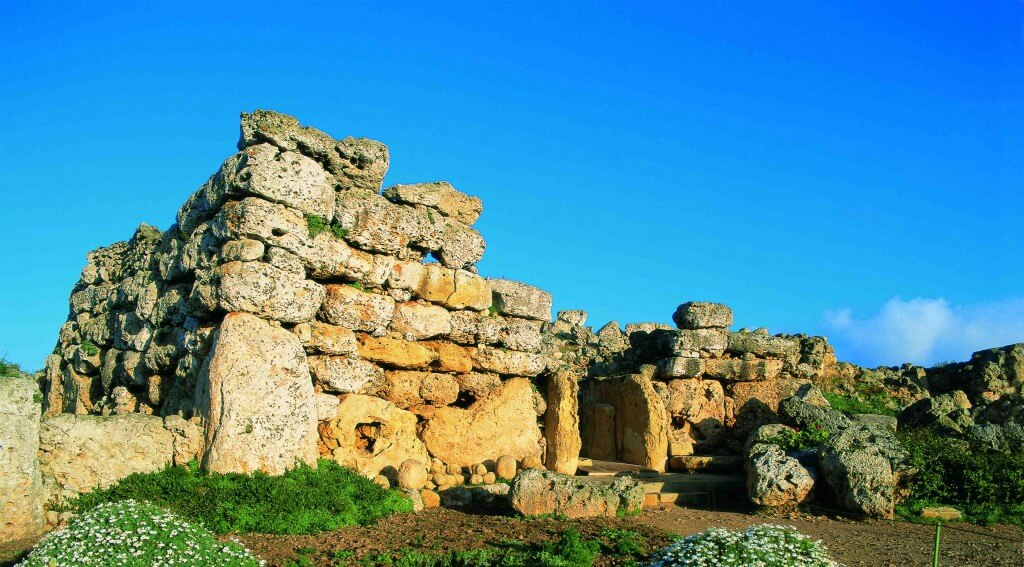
(668, 455), (744, 474)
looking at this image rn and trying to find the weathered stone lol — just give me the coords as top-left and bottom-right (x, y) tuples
(660, 329), (729, 356)
(586, 374), (670, 471)
(479, 316), (544, 353)
(470, 346), (546, 376)
(239, 110), (389, 193)
(380, 371), (427, 408)
(496, 455), (518, 481)
(421, 489), (441, 509)
(819, 424), (911, 518)
(725, 379), (781, 438)
(398, 459), (429, 490)
(672, 302), (733, 330)
(419, 372), (460, 406)
(898, 391), (974, 434)
(308, 355), (384, 394)
(423, 341), (474, 373)
(658, 357), (703, 378)
(218, 261), (325, 323)
(0, 377), (44, 543)
(509, 469), (643, 518)
(320, 284), (395, 335)
(392, 263), (493, 310)
(162, 414), (204, 466)
(319, 394), (429, 477)
(335, 191), (439, 257)
(195, 312), (318, 474)
(661, 379), (726, 454)
(358, 336), (438, 369)
(435, 221), (486, 269)
(313, 393), (341, 421)
(545, 371), (581, 474)
(728, 330), (800, 358)
(703, 357), (783, 381)
(221, 238), (265, 262)
(38, 414), (173, 506)
(779, 396), (852, 435)
(489, 279), (552, 321)
(293, 321), (359, 356)
(383, 181), (483, 226)
(235, 143), (336, 220)
(420, 378), (543, 467)
(390, 302), (452, 341)
(745, 443), (816, 507)
(454, 372), (501, 399)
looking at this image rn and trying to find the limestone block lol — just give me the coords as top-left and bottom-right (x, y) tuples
(479, 316), (544, 353)
(235, 143), (335, 220)
(545, 371), (581, 475)
(383, 181), (483, 226)
(194, 312), (318, 475)
(662, 379), (726, 453)
(162, 414), (204, 466)
(218, 261), (325, 323)
(320, 284), (395, 335)
(470, 346), (546, 376)
(221, 239), (265, 262)
(703, 357), (783, 381)
(38, 414), (173, 506)
(308, 355), (384, 394)
(435, 221), (486, 269)
(239, 109), (389, 193)
(0, 378), (44, 543)
(454, 372), (501, 399)
(509, 469), (643, 519)
(422, 341), (474, 373)
(746, 443), (816, 507)
(419, 373), (460, 406)
(447, 310), (480, 345)
(658, 356), (703, 379)
(314, 392), (341, 421)
(660, 328), (729, 356)
(335, 191), (439, 257)
(672, 302), (733, 330)
(292, 321), (359, 356)
(420, 378), (543, 467)
(489, 279), (552, 321)
(727, 330), (800, 358)
(380, 371), (427, 408)
(357, 335), (438, 369)
(390, 302), (452, 341)
(319, 394), (429, 477)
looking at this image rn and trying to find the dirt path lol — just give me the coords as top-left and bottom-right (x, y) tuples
(235, 507), (1024, 567)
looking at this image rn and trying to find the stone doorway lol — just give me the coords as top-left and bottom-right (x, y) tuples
(579, 373), (669, 472)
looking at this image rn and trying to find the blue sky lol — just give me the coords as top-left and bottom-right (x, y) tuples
(2, 2), (1022, 370)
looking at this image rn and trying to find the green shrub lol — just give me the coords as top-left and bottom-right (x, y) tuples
(896, 428), (1024, 525)
(767, 423), (830, 452)
(0, 355), (21, 377)
(823, 391), (896, 416)
(80, 340), (99, 356)
(355, 528), (602, 566)
(17, 500), (262, 566)
(647, 524), (839, 566)
(73, 459), (413, 535)
(306, 214), (349, 239)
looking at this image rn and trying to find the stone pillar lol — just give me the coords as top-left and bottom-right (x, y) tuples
(588, 403), (617, 461)
(0, 377), (44, 543)
(544, 371), (581, 474)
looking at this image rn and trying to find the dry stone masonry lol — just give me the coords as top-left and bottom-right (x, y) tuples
(6, 109), (1022, 542)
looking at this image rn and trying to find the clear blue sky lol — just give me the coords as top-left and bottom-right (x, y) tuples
(2, 2), (1022, 370)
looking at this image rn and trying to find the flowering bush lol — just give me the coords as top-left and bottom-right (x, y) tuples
(647, 524), (840, 567)
(18, 500), (263, 566)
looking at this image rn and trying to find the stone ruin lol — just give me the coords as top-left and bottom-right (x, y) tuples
(4, 110), (1023, 542)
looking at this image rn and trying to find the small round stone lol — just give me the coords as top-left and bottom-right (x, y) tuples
(420, 489), (441, 509)
(496, 455), (517, 480)
(372, 475), (391, 490)
(398, 459), (428, 490)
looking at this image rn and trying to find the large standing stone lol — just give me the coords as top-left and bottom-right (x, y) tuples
(672, 302), (733, 330)
(420, 378), (543, 467)
(38, 414), (173, 506)
(545, 371), (581, 474)
(195, 312), (318, 475)
(587, 374), (670, 471)
(319, 394), (429, 477)
(509, 469), (644, 518)
(819, 424), (911, 518)
(745, 442), (816, 507)
(0, 378), (44, 543)
(488, 279), (552, 321)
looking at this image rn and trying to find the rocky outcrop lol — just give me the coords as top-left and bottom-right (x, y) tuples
(0, 377), (45, 543)
(508, 469), (643, 518)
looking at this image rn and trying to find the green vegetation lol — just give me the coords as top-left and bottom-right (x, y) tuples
(18, 500), (261, 566)
(767, 422), (831, 452)
(822, 390), (897, 416)
(306, 214), (349, 239)
(80, 340), (99, 356)
(0, 355), (20, 377)
(349, 281), (368, 292)
(487, 305), (500, 317)
(73, 459), (413, 535)
(648, 524), (839, 567)
(896, 428), (1024, 525)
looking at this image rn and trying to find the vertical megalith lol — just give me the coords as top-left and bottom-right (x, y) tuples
(0, 377), (44, 543)
(545, 370), (581, 474)
(196, 312), (318, 474)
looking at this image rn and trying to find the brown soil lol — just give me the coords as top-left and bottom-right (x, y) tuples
(234, 507), (1024, 567)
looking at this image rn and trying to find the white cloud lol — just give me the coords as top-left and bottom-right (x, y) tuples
(822, 296), (1024, 367)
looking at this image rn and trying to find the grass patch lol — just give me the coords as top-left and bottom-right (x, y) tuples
(766, 422), (831, 452)
(823, 391), (896, 416)
(73, 459), (413, 535)
(306, 214), (349, 239)
(896, 428), (1024, 525)
(80, 340), (99, 356)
